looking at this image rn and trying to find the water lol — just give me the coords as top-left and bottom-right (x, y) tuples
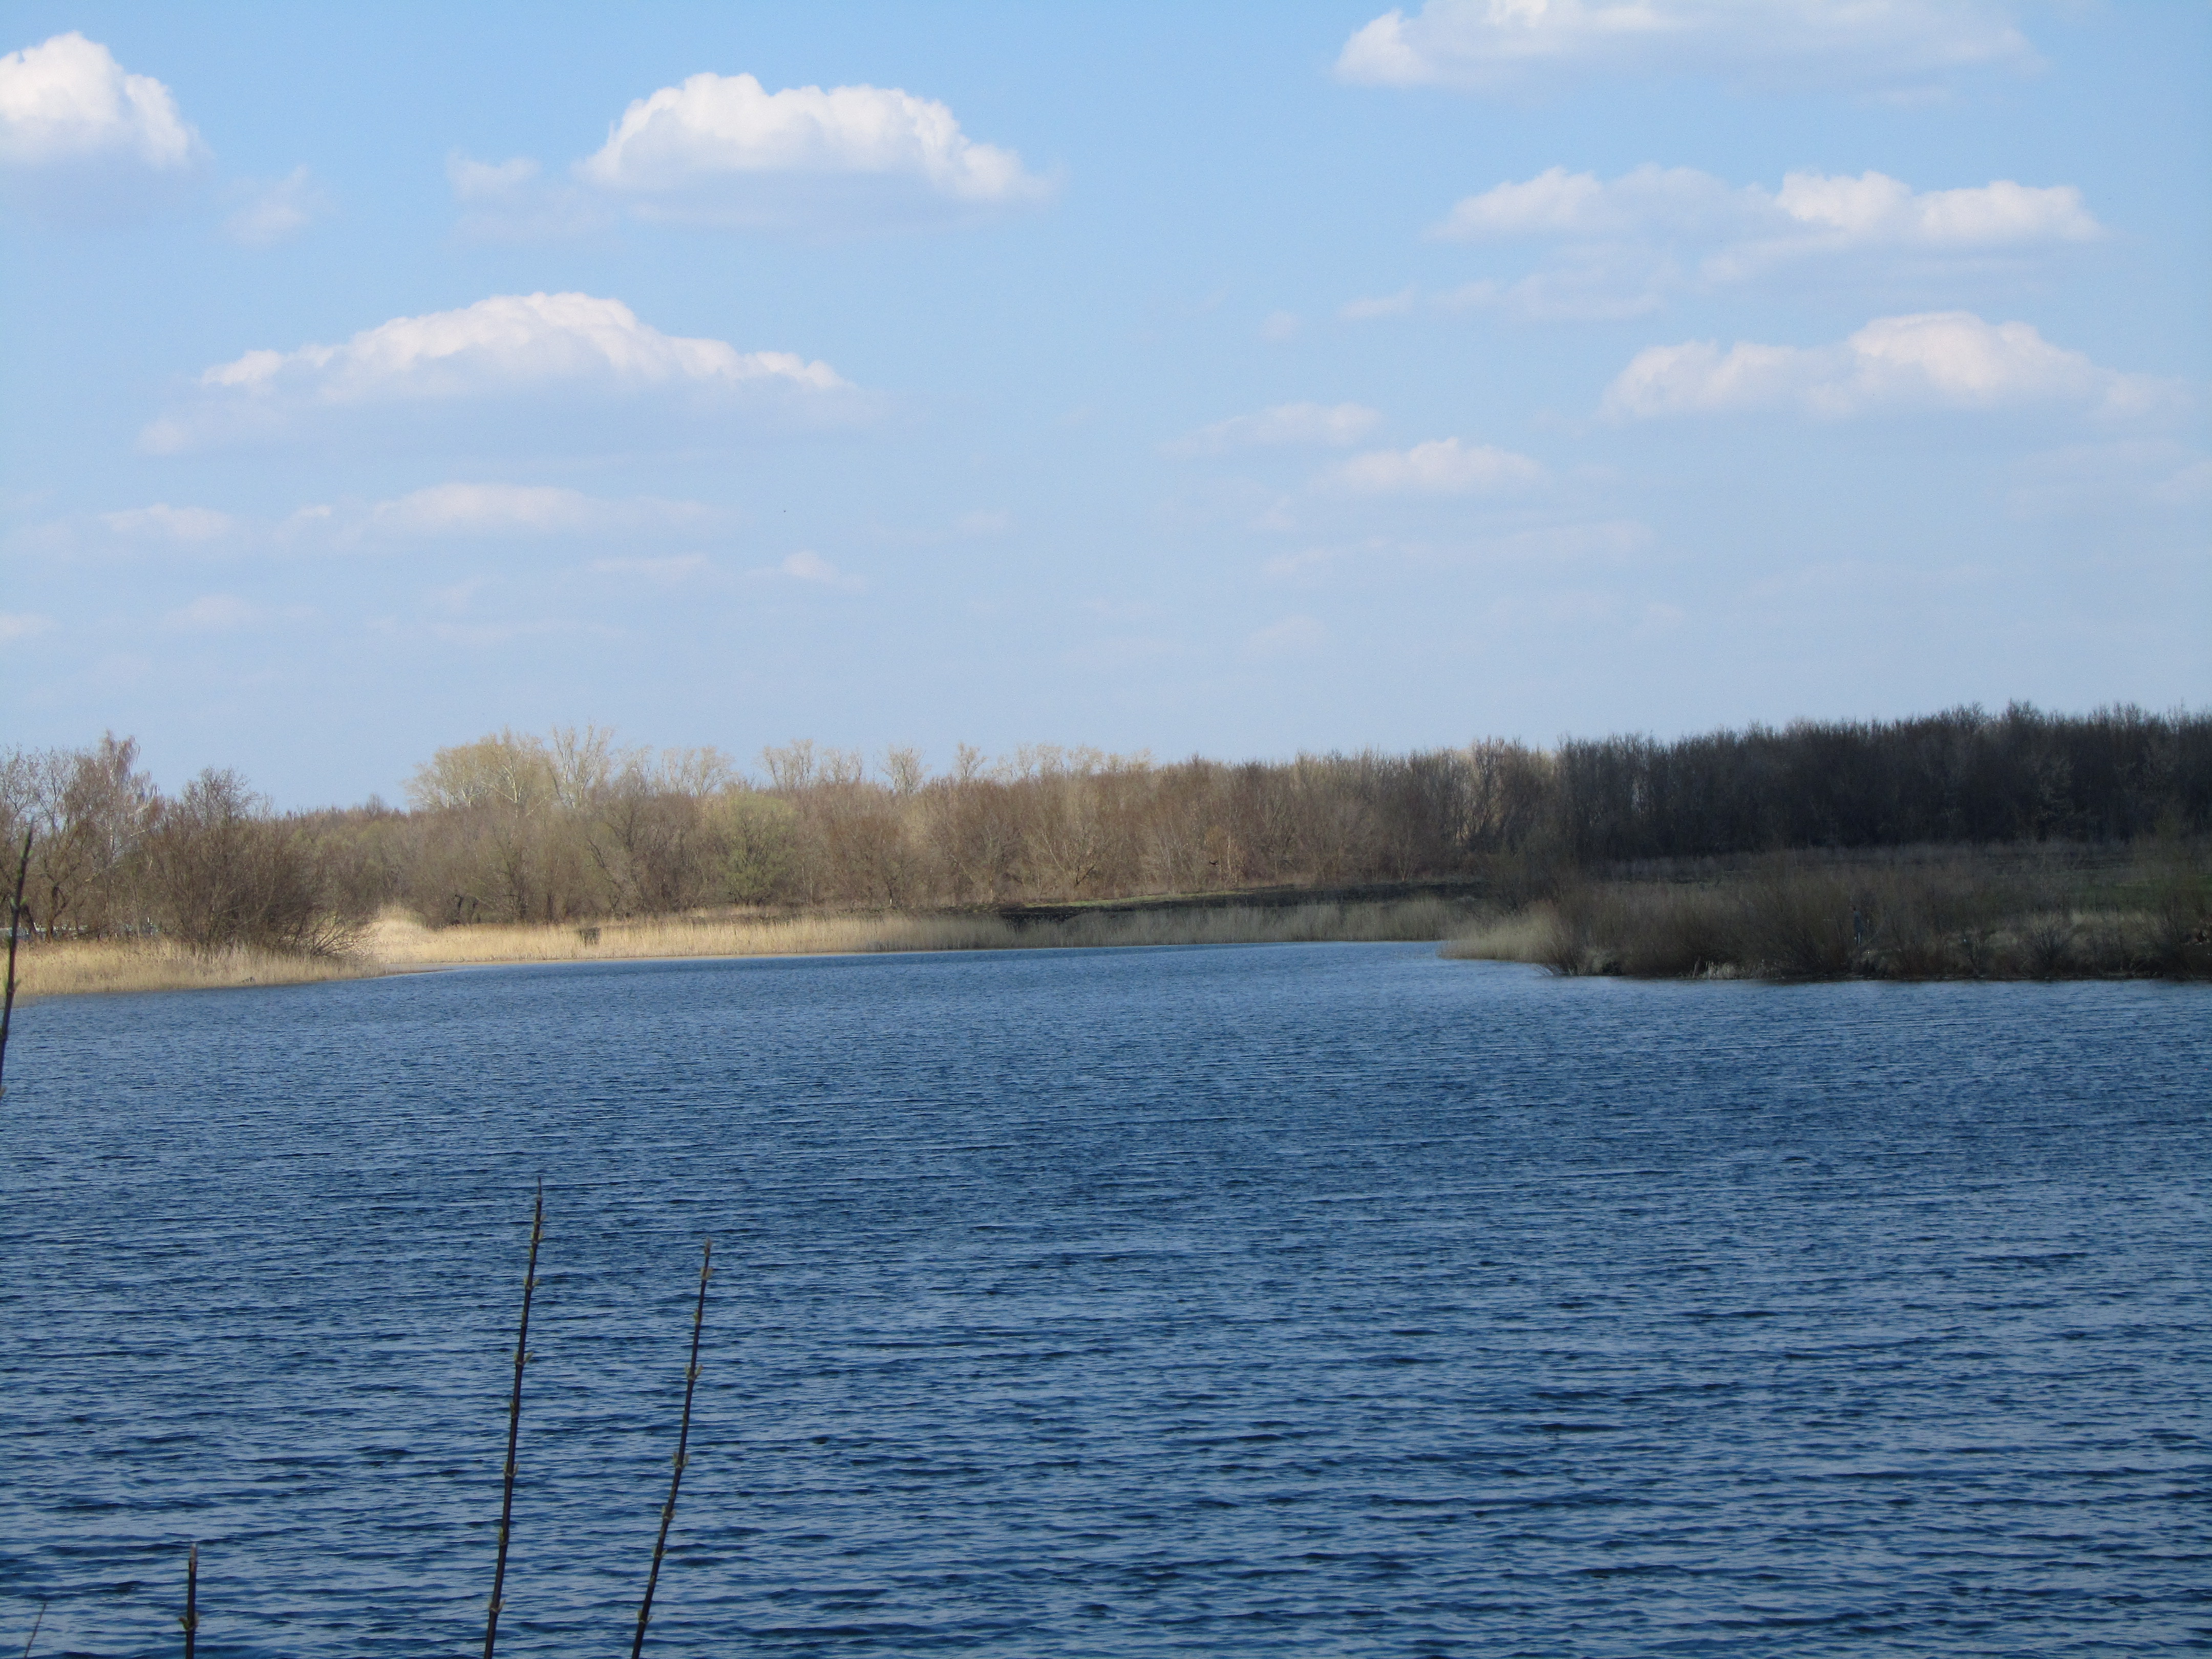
(2, 943), (2206, 1657)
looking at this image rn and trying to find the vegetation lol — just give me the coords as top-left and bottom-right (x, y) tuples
(1444, 845), (2212, 981)
(4, 704), (2206, 994)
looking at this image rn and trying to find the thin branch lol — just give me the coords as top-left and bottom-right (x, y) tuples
(631, 1240), (712, 1658)
(483, 1181), (544, 1659)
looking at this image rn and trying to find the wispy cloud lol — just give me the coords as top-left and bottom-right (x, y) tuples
(1335, 0), (2034, 95)
(1168, 402), (1382, 457)
(759, 550), (866, 592)
(1329, 437), (1545, 494)
(101, 503), (238, 541)
(1350, 165), (2100, 324)
(0, 610), (58, 642)
(1603, 311), (2174, 420)
(224, 164), (332, 245)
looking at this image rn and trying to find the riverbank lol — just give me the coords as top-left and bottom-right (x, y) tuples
(9, 895), (1479, 1000)
(12, 845), (2206, 999)
(1443, 846), (2212, 980)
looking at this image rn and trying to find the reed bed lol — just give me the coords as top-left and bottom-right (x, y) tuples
(12, 899), (1478, 1003)
(10, 937), (381, 1001)
(370, 898), (1476, 967)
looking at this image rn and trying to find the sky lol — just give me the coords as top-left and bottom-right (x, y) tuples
(2, 0), (2207, 806)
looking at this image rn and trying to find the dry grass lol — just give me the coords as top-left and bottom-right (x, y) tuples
(369, 897), (1475, 967)
(1437, 909), (1561, 965)
(18, 898), (1478, 1001)
(11, 937), (380, 1000)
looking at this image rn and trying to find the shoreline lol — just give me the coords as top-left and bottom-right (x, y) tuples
(11, 848), (2208, 1001)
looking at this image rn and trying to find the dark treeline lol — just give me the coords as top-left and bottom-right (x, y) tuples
(3, 705), (2205, 948)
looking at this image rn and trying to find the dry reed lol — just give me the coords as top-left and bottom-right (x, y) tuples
(8, 938), (379, 1001)
(484, 1183), (544, 1659)
(181, 1543), (197, 1659)
(632, 1241), (712, 1658)
(367, 897), (1475, 969)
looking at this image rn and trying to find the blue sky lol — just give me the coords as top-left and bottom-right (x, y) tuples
(3, 0), (2206, 805)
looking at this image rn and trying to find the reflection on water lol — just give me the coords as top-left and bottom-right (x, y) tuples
(2, 945), (2206, 1655)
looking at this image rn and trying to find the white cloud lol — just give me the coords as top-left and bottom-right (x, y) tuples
(1259, 310), (1303, 341)
(0, 610), (57, 642)
(770, 550), (865, 592)
(573, 72), (1052, 228)
(1603, 311), (2170, 419)
(1430, 161), (2096, 272)
(1433, 164), (1742, 239)
(1170, 402), (1382, 456)
(364, 483), (712, 538)
(100, 503), (238, 541)
(143, 292), (846, 452)
(1768, 171), (2097, 248)
(1332, 437), (1545, 494)
(0, 32), (201, 172)
(225, 165), (331, 246)
(1336, 1), (2033, 94)
(1396, 166), (2101, 321)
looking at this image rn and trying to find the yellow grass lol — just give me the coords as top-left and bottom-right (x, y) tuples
(10, 937), (381, 1000)
(367, 898), (1474, 966)
(13, 898), (1479, 1001)
(1437, 907), (1559, 964)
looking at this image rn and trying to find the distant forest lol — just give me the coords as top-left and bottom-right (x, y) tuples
(4, 705), (2207, 948)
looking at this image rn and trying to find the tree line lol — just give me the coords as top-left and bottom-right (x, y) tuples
(4, 705), (2205, 951)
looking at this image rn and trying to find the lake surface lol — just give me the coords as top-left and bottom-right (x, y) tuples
(2, 943), (2206, 1657)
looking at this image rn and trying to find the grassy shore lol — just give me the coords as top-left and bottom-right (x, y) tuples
(11, 897), (1478, 1000)
(15, 846), (2207, 1001)
(1442, 846), (2212, 981)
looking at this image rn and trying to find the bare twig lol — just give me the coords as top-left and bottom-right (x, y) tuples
(631, 1240), (712, 1658)
(483, 1181), (544, 1659)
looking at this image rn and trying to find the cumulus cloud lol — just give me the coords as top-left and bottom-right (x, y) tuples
(1336, 0), (2033, 94)
(1603, 311), (2170, 419)
(0, 32), (201, 172)
(1331, 437), (1545, 494)
(143, 291), (847, 452)
(224, 165), (331, 246)
(558, 71), (1051, 231)
(1, 32), (205, 220)
(1169, 402), (1382, 456)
